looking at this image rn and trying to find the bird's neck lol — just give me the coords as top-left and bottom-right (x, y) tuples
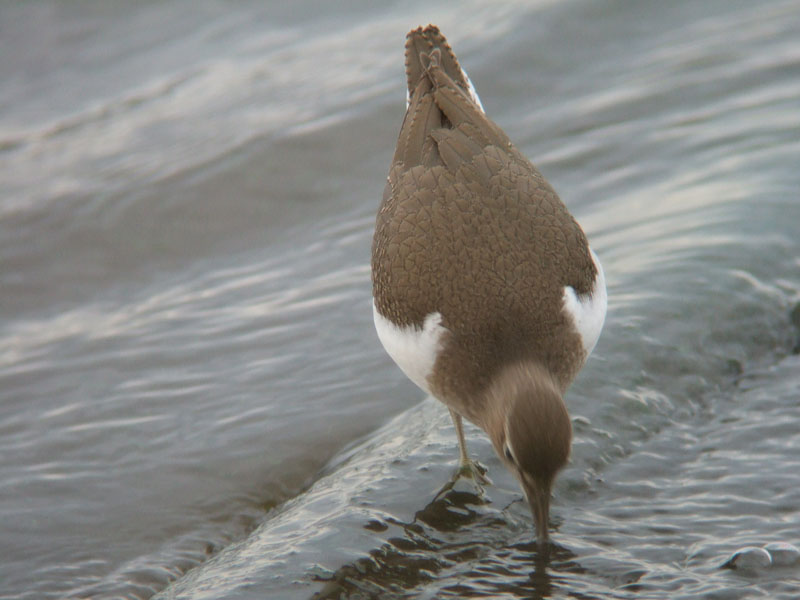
(481, 359), (564, 442)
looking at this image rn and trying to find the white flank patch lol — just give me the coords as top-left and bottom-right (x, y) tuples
(373, 302), (448, 395)
(562, 248), (608, 357)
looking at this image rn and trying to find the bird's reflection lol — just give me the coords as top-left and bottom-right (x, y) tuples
(312, 472), (582, 600)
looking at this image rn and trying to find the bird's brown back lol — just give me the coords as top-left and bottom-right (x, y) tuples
(371, 25), (597, 410)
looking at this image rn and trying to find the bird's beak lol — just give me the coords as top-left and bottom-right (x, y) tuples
(521, 476), (551, 546)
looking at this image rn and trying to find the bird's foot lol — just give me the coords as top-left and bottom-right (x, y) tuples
(431, 459), (490, 506)
(431, 459), (491, 502)
(456, 459), (491, 486)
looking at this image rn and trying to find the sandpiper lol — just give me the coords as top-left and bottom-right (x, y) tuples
(371, 25), (606, 544)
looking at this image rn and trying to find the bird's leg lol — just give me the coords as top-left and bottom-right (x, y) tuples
(448, 408), (489, 485)
(449, 408), (469, 465)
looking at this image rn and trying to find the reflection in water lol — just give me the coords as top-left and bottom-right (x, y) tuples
(312, 476), (586, 599)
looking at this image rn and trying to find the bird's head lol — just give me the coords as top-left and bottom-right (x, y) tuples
(485, 361), (572, 545)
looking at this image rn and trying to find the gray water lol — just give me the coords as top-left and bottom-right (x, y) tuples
(1, 1), (799, 598)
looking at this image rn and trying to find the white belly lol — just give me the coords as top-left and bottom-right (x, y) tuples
(562, 248), (607, 357)
(372, 303), (447, 395)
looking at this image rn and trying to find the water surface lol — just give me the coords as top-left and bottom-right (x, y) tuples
(1, 1), (799, 598)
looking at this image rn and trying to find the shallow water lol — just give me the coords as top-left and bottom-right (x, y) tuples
(1, 1), (799, 599)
